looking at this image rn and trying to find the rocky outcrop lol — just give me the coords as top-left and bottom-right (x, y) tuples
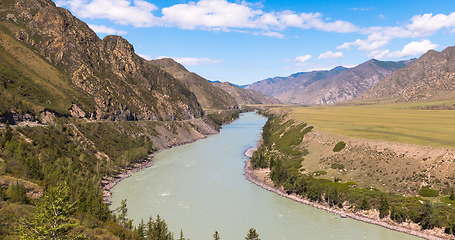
(365, 46), (455, 102)
(0, 0), (203, 121)
(247, 60), (410, 105)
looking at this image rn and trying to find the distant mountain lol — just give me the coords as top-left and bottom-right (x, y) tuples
(364, 46), (455, 102)
(247, 59), (411, 105)
(149, 58), (238, 109)
(150, 58), (279, 108)
(211, 82), (281, 105)
(0, 0), (203, 121)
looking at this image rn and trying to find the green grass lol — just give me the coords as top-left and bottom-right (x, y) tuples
(287, 101), (455, 148)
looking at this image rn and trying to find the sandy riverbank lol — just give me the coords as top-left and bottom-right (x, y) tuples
(243, 147), (453, 240)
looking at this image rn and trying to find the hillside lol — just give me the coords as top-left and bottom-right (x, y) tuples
(211, 82), (281, 105)
(150, 58), (279, 108)
(365, 46), (455, 102)
(0, 0), (203, 123)
(247, 59), (410, 105)
(148, 58), (238, 110)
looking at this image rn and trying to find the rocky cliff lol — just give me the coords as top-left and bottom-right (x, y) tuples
(247, 60), (410, 105)
(0, 0), (203, 122)
(365, 46), (455, 102)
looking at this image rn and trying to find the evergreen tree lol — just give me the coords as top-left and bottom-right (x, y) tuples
(146, 215), (174, 240)
(378, 196), (389, 219)
(116, 199), (133, 230)
(136, 219), (146, 240)
(360, 197), (370, 210)
(419, 202), (434, 230)
(449, 189), (455, 201)
(245, 228), (260, 240)
(213, 231), (221, 240)
(17, 183), (85, 240)
(5, 182), (27, 203)
(178, 230), (186, 240)
(0, 124), (13, 147)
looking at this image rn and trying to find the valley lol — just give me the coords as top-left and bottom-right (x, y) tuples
(0, 0), (454, 239)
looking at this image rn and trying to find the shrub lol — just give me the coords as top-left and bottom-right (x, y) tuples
(333, 141), (346, 152)
(5, 182), (27, 203)
(330, 163), (345, 169)
(419, 187), (439, 197)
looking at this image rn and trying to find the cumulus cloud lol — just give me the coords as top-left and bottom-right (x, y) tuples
(371, 40), (438, 59)
(156, 56), (221, 66)
(318, 51), (343, 59)
(56, 0), (159, 27)
(295, 55), (312, 64)
(57, 0), (358, 37)
(88, 24), (127, 35)
(338, 12), (455, 53)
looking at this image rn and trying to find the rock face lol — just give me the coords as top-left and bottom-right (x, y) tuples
(247, 60), (410, 105)
(364, 46), (455, 102)
(0, 0), (203, 121)
(150, 58), (279, 107)
(211, 82), (281, 105)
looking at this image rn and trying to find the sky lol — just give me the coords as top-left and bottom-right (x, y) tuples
(55, 0), (455, 85)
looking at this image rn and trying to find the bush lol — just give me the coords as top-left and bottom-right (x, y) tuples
(330, 163), (345, 169)
(5, 182), (27, 203)
(333, 141), (346, 152)
(419, 187), (439, 197)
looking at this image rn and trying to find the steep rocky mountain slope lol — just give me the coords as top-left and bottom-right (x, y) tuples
(0, 0), (203, 122)
(150, 58), (279, 107)
(211, 82), (281, 105)
(247, 60), (410, 105)
(148, 58), (238, 109)
(364, 46), (455, 102)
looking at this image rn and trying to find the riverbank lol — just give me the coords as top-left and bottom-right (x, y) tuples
(243, 147), (453, 240)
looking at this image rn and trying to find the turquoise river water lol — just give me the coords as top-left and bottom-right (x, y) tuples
(111, 112), (420, 240)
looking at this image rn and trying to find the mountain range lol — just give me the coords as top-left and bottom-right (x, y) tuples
(247, 59), (413, 105)
(0, 0), (275, 125)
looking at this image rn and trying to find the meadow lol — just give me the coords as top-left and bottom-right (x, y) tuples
(285, 100), (455, 148)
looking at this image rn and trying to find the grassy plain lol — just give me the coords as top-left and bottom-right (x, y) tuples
(285, 100), (455, 148)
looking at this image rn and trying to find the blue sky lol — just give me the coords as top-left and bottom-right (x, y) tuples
(56, 0), (455, 85)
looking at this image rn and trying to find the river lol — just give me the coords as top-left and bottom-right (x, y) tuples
(111, 112), (420, 240)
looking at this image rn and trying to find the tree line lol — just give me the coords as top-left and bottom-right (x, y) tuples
(251, 116), (455, 236)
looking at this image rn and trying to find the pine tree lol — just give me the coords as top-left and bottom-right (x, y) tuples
(17, 183), (85, 240)
(5, 182), (27, 203)
(419, 201), (434, 230)
(137, 219), (146, 240)
(146, 215), (174, 240)
(245, 228), (260, 240)
(116, 199), (133, 230)
(378, 196), (389, 219)
(360, 197), (370, 210)
(213, 231), (221, 240)
(178, 230), (186, 240)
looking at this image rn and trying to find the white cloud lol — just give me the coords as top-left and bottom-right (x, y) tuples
(318, 51), (343, 59)
(295, 55), (312, 64)
(371, 40), (438, 59)
(56, 0), (159, 27)
(57, 0), (358, 37)
(256, 31), (285, 38)
(156, 56), (221, 66)
(407, 12), (455, 35)
(88, 24), (127, 35)
(338, 11), (455, 53)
